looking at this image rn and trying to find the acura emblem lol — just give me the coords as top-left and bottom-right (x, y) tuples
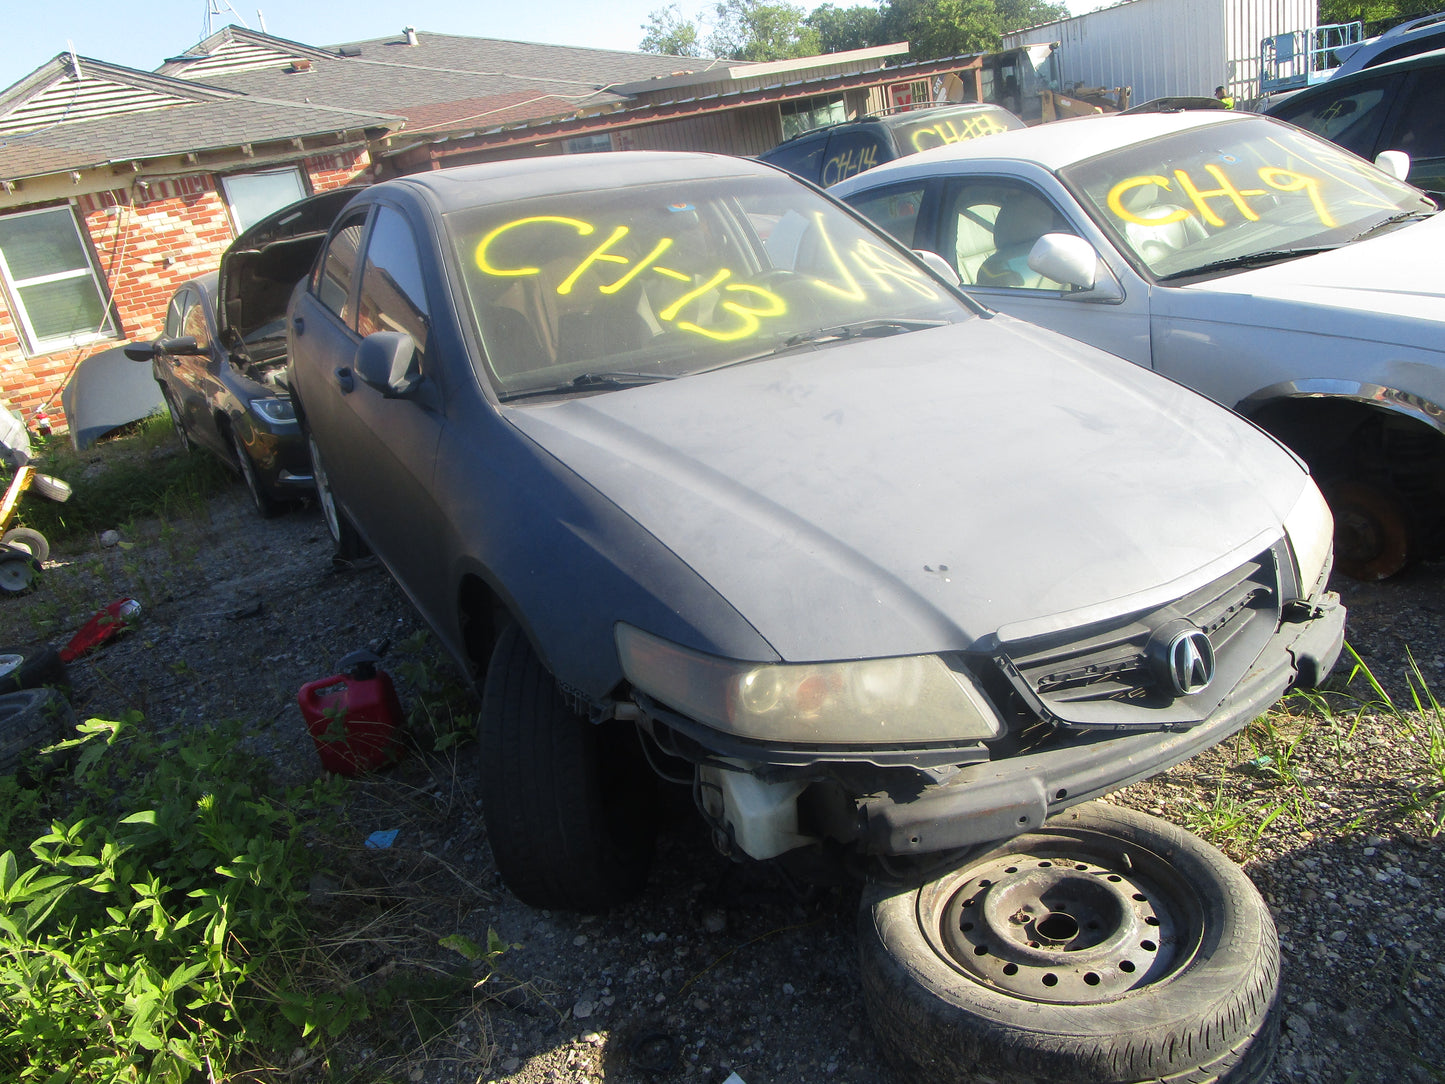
(1146, 621), (1216, 697)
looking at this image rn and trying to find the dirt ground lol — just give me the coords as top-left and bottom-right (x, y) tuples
(3, 471), (1442, 1084)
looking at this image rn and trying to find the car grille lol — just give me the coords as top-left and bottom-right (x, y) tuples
(993, 545), (1284, 731)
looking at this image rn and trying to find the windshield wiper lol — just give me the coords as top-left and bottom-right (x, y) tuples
(499, 370), (675, 403)
(1155, 247), (1341, 281)
(779, 318), (948, 351)
(1348, 208), (1435, 242)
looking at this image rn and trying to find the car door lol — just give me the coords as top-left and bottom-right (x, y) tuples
(334, 202), (448, 617)
(291, 206), (371, 504)
(928, 171), (1152, 366)
(163, 288), (227, 456)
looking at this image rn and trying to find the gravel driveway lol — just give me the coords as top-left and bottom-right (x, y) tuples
(3, 479), (1441, 1084)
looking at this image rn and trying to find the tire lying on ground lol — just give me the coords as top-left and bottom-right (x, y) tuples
(0, 645), (67, 695)
(0, 687), (78, 777)
(858, 801), (1280, 1084)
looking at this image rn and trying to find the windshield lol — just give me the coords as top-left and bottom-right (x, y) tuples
(443, 172), (968, 399)
(1059, 116), (1435, 280)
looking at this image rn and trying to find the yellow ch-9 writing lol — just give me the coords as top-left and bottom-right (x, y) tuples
(1106, 166), (1337, 230)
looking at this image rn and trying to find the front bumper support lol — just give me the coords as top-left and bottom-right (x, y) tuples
(858, 592), (1345, 855)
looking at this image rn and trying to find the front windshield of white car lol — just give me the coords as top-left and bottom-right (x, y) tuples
(443, 172), (970, 399)
(1060, 116), (1436, 280)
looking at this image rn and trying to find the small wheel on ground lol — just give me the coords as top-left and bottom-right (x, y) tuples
(1, 527), (49, 564)
(859, 801), (1280, 1084)
(1323, 478), (1410, 581)
(478, 622), (656, 913)
(29, 473), (71, 503)
(162, 387), (193, 453)
(0, 553), (39, 594)
(0, 687), (78, 776)
(229, 426), (281, 518)
(308, 433), (368, 561)
(0, 645), (67, 694)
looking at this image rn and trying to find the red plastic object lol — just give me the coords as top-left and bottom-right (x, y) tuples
(60, 597), (141, 662)
(297, 652), (403, 776)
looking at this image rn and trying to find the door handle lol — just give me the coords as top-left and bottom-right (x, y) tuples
(334, 367), (354, 393)
(292, 315), (305, 334)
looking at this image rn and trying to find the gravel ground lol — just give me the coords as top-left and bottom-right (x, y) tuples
(3, 469), (1442, 1084)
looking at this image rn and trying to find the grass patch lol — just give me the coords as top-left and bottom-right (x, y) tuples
(5, 416), (234, 546)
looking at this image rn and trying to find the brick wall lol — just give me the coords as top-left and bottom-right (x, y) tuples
(0, 147), (371, 438)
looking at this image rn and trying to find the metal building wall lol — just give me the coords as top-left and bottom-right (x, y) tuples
(1003, 0), (1314, 104)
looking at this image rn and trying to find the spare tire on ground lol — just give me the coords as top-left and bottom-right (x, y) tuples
(859, 801), (1280, 1084)
(0, 687), (78, 777)
(0, 645), (67, 696)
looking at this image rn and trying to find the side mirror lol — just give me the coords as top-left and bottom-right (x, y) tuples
(126, 335), (203, 359)
(912, 249), (961, 286)
(1028, 233), (1098, 290)
(123, 342), (156, 362)
(1374, 150), (1411, 181)
(355, 331), (421, 398)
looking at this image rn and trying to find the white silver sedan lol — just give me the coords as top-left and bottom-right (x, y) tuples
(832, 111), (1445, 580)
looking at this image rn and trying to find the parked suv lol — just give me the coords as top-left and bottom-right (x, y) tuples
(757, 102), (1023, 187)
(1266, 47), (1445, 197)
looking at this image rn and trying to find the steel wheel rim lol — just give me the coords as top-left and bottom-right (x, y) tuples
(917, 833), (1204, 1005)
(309, 436), (342, 545)
(0, 654), (21, 679)
(0, 559), (35, 593)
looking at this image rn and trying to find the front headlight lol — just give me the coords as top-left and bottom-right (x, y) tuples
(1284, 478), (1333, 596)
(249, 397), (296, 424)
(615, 624), (1002, 745)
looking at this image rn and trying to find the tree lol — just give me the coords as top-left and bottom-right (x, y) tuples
(706, 0), (822, 60)
(995, 0), (1070, 34)
(806, 3), (888, 53)
(641, 3), (704, 56)
(882, 0), (1002, 58)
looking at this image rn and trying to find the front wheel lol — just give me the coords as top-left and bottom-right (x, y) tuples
(859, 802), (1280, 1084)
(308, 434), (368, 561)
(478, 623), (656, 913)
(230, 426), (280, 519)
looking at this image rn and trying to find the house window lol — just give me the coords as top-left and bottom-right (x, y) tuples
(564, 134), (613, 154)
(780, 95), (847, 140)
(0, 205), (116, 355)
(220, 167), (308, 233)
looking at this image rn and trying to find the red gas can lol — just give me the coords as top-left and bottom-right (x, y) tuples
(297, 650), (404, 776)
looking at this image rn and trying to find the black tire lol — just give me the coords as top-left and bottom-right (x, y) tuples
(478, 622), (656, 912)
(30, 473), (71, 503)
(0, 645), (67, 695)
(859, 802), (1280, 1084)
(0, 687), (77, 776)
(229, 426), (281, 519)
(162, 387), (193, 453)
(1, 527), (49, 563)
(308, 433), (368, 561)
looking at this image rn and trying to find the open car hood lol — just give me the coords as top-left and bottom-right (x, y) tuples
(506, 316), (1309, 662)
(217, 187), (362, 346)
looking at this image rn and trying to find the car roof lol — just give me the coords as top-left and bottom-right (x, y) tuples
(833, 110), (1260, 183)
(383, 151), (780, 212)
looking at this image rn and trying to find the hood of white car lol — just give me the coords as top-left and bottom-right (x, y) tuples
(506, 316), (1307, 662)
(1180, 211), (1445, 351)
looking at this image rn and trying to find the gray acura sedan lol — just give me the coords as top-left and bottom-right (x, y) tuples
(289, 151), (1343, 1084)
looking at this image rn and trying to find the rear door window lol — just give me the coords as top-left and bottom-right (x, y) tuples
(844, 182), (930, 249)
(1271, 74), (1400, 158)
(821, 131), (888, 187)
(315, 209), (370, 326)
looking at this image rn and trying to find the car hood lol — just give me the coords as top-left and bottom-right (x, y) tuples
(1178, 211), (1445, 350)
(505, 317), (1307, 662)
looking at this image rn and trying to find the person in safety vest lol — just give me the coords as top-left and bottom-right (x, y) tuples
(1214, 85), (1235, 109)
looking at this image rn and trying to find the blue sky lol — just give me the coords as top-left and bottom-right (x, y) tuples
(2, 0), (722, 91)
(3, 0), (1103, 94)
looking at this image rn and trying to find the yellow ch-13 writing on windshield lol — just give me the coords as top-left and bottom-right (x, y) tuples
(1107, 166), (1337, 230)
(474, 213), (938, 343)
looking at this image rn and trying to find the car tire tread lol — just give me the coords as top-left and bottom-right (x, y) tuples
(479, 623), (655, 913)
